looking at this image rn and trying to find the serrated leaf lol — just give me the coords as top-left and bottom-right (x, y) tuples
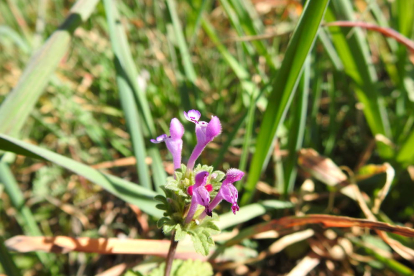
(154, 195), (167, 203)
(203, 221), (220, 233)
(189, 231), (208, 256)
(157, 217), (171, 228)
(212, 171), (225, 182)
(175, 171), (183, 181)
(174, 224), (187, 241)
(163, 224), (175, 234)
(175, 260), (213, 276)
(197, 231), (211, 255)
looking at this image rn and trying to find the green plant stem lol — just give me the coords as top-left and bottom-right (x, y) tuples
(165, 231), (178, 276)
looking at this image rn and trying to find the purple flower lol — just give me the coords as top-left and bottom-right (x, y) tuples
(185, 110), (222, 170)
(199, 169), (244, 220)
(150, 118), (184, 170)
(184, 109), (201, 123)
(185, 171), (212, 224)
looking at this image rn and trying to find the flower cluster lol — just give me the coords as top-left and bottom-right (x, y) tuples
(151, 110), (244, 255)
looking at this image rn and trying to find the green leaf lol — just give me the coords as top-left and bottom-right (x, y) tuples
(103, 0), (152, 189)
(241, 0), (330, 205)
(217, 200), (294, 230)
(282, 57), (310, 195)
(0, 134), (161, 217)
(174, 224), (187, 241)
(325, 1), (393, 158)
(174, 259), (213, 276)
(0, 236), (21, 276)
(0, 0), (99, 137)
(148, 260), (213, 276)
(189, 231), (209, 256)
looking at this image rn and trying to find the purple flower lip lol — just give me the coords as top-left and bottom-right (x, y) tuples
(150, 134), (168, 143)
(199, 168), (245, 220)
(185, 171), (211, 224)
(223, 168), (245, 185)
(184, 109), (201, 123)
(186, 113), (222, 170)
(150, 118), (184, 170)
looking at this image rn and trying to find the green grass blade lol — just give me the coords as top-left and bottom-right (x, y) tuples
(0, 134), (161, 217)
(166, 0), (197, 83)
(188, 0), (211, 50)
(0, 0), (99, 137)
(201, 18), (265, 106)
(318, 28), (343, 71)
(350, 237), (414, 276)
(325, 1), (393, 158)
(393, 0), (414, 128)
(396, 131), (414, 165)
(213, 112), (247, 169)
(217, 200), (294, 230)
(219, 0), (257, 57)
(226, 0), (277, 69)
(241, 0), (330, 205)
(238, 94), (255, 175)
(165, 0), (205, 112)
(281, 56), (310, 195)
(0, 162), (49, 264)
(0, 236), (20, 276)
(103, 0), (151, 190)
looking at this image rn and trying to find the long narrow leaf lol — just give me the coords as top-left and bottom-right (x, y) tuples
(0, 162), (49, 264)
(325, 1), (393, 158)
(241, 0), (330, 205)
(0, 0), (99, 137)
(103, 0), (151, 189)
(282, 56), (310, 195)
(0, 236), (21, 276)
(0, 134), (161, 217)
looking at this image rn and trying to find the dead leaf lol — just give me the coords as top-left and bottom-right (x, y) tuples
(298, 149), (347, 186)
(287, 253), (320, 276)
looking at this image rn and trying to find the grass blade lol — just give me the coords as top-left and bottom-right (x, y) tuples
(241, 0), (330, 205)
(282, 56), (310, 195)
(0, 0), (99, 137)
(165, 0), (205, 112)
(325, 1), (393, 158)
(0, 134), (161, 217)
(225, 0), (277, 69)
(217, 200), (294, 230)
(103, 0), (151, 189)
(0, 236), (21, 276)
(0, 162), (49, 265)
(166, 0), (197, 83)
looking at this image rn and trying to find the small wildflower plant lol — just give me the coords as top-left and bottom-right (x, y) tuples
(152, 110), (244, 256)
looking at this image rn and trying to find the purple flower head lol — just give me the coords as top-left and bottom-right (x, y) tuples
(184, 109), (201, 123)
(219, 183), (239, 214)
(186, 111), (222, 170)
(150, 118), (184, 170)
(150, 134), (168, 144)
(185, 171), (212, 224)
(199, 168), (245, 220)
(223, 168), (245, 185)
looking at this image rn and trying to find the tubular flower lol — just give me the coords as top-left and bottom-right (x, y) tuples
(153, 110), (245, 256)
(199, 168), (245, 220)
(185, 171), (211, 224)
(186, 113), (222, 170)
(150, 118), (184, 170)
(183, 109), (201, 123)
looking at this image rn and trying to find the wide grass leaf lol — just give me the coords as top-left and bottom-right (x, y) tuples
(241, 0), (330, 205)
(0, 134), (161, 217)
